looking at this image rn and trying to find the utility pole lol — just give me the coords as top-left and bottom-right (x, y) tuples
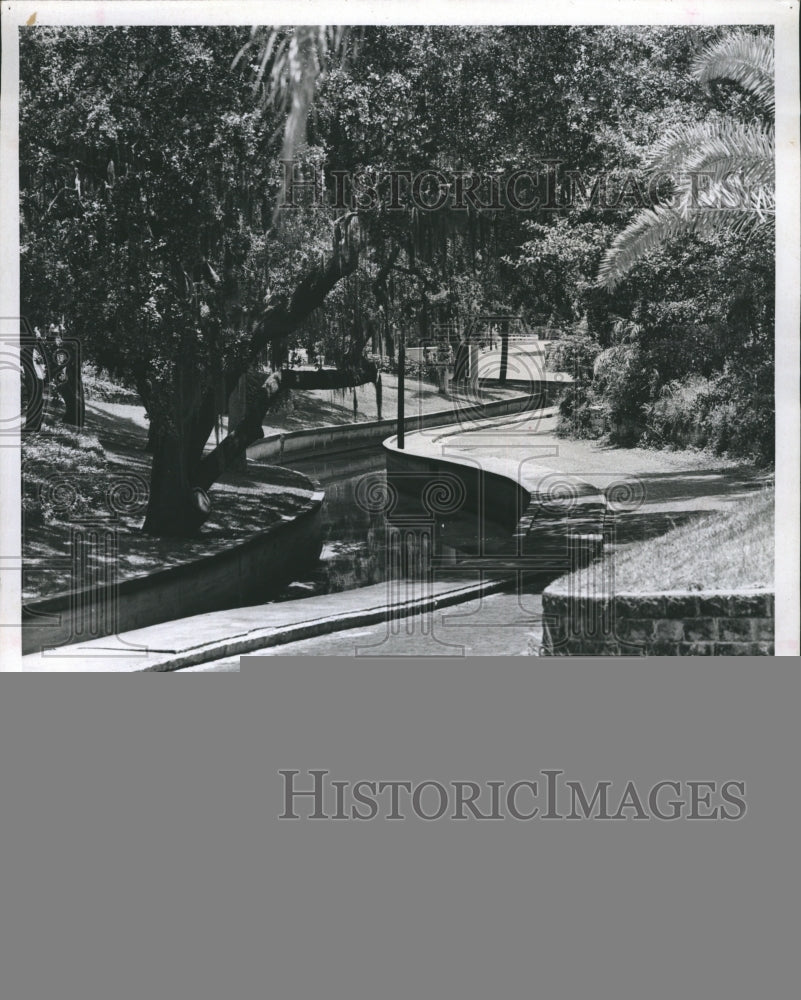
(397, 327), (405, 449)
(499, 322), (509, 385)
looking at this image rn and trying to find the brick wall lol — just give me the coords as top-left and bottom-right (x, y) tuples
(541, 590), (774, 656)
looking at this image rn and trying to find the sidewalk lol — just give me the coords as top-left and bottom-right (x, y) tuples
(198, 590), (546, 667)
(391, 410), (767, 551)
(20, 575), (515, 672)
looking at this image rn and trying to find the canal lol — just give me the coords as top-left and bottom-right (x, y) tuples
(272, 445), (517, 601)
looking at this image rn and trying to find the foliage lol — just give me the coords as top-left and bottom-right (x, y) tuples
(505, 220), (613, 326)
(667, 359), (773, 464)
(598, 28), (774, 289)
(20, 24), (776, 536)
(591, 343), (659, 444)
(82, 364), (141, 404)
(22, 427), (107, 525)
(21, 27), (289, 412)
(533, 27), (775, 465)
(544, 332), (601, 380)
(376, 355), (441, 386)
(235, 26), (350, 198)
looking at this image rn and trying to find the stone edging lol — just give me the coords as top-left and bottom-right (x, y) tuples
(541, 589), (775, 656)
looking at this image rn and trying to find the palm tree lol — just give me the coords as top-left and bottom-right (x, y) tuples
(234, 26), (350, 217)
(597, 30), (774, 289)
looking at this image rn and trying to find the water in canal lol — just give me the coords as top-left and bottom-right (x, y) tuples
(273, 447), (516, 601)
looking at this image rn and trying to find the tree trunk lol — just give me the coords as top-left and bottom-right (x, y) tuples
(143, 430), (211, 537)
(21, 341), (46, 431)
(469, 342), (479, 393)
(226, 372), (250, 473)
(55, 341), (85, 427)
(195, 371), (281, 491)
(196, 360), (377, 491)
(499, 329), (509, 384)
(141, 219), (364, 536)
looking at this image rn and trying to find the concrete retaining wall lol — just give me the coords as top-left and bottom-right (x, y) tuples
(383, 422), (606, 581)
(22, 475), (324, 655)
(541, 589), (775, 656)
(248, 382), (564, 463)
(384, 447), (530, 532)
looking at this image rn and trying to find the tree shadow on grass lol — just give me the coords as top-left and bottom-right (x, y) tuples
(84, 402), (150, 465)
(605, 468), (770, 547)
(24, 405), (321, 602)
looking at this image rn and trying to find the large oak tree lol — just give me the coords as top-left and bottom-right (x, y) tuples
(21, 26), (378, 535)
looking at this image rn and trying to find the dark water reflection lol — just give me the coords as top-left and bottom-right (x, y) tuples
(274, 448), (515, 601)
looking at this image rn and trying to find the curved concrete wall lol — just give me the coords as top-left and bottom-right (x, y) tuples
(248, 382), (565, 463)
(382, 421), (606, 582)
(22, 474), (324, 655)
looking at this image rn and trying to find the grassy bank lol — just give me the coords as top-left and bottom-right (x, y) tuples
(554, 485), (774, 595)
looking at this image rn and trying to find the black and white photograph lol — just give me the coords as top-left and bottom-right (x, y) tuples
(1, 0), (798, 669)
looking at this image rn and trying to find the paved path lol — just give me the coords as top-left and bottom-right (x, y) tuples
(200, 590), (544, 667)
(391, 409), (766, 550)
(20, 577), (514, 672)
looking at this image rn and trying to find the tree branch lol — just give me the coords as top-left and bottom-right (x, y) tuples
(195, 356), (376, 490)
(241, 212), (362, 368)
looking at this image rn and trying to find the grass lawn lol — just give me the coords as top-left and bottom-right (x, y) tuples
(21, 423), (316, 602)
(553, 485), (774, 595)
(252, 371), (526, 435)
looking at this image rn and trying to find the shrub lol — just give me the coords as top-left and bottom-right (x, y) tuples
(641, 375), (713, 449)
(696, 366), (774, 464)
(592, 343), (657, 445)
(555, 385), (600, 438)
(640, 364), (773, 465)
(544, 333), (600, 380)
(376, 355), (441, 385)
(82, 363), (140, 404)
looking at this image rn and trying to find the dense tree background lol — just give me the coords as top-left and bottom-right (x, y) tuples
(20, 25), (774, 535)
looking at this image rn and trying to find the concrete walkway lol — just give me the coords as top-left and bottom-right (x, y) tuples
(388, 409), (766, 552)
(199, 590), (545, 667)
(20, 576), (515, 672)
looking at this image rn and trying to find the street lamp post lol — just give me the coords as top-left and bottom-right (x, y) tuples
(397, 326), (405, 449)
(499, 323), (509, 384)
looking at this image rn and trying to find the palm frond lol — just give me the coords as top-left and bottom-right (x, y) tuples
(691, 30), (774, 112)
(597, 208), (693, 288)
(598, 29), (775, 290)
(234, 26), (352, 223)
(649, 120), (774, 188)
(235, 26), (349, 159)
(597, 204), (772, 290)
